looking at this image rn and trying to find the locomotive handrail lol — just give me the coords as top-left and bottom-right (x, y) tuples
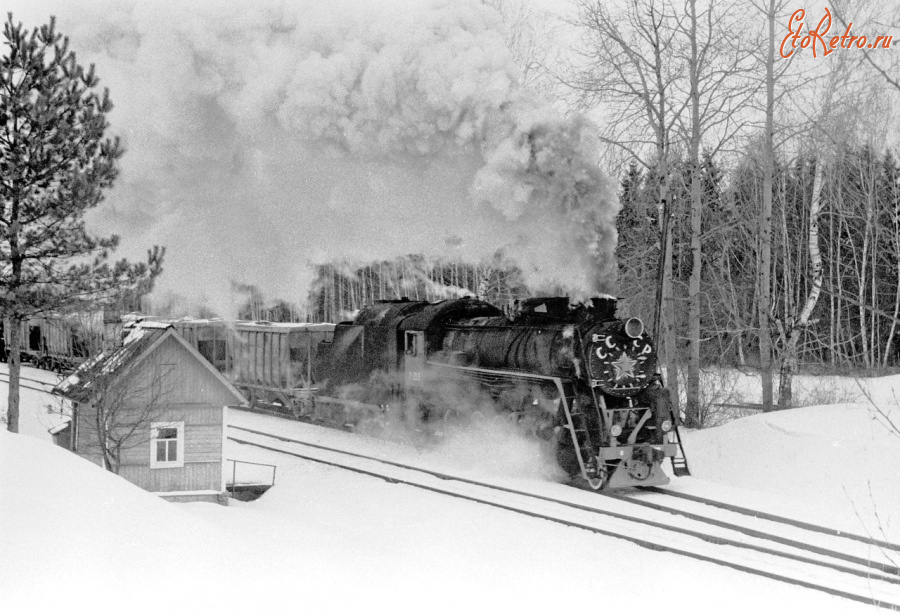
(424, 361), (563, 382)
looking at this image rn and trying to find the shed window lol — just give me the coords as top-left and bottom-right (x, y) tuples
(156, 428), (177, 461)
(150, 422), (184, 469)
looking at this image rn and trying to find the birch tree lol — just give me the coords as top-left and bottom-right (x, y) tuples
(776, 54), (854, 405)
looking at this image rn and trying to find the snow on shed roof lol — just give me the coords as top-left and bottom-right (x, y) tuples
(53, 322), (173, 403)
(48, 421), (71, 435)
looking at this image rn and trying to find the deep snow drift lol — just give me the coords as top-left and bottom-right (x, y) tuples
(2, 367), (899, 614)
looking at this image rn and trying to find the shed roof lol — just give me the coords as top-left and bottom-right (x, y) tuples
(48, 421), (71, 435)
(53, 321), (246, 405)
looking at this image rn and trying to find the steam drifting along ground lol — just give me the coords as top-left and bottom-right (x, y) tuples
(9, 0), (620, 315)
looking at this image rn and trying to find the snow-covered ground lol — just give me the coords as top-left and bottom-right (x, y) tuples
(2, 366), (899, 614)
(0, 365), (70, 436)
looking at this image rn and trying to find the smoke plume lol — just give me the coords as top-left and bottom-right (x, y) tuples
(12, 0), (619, 316)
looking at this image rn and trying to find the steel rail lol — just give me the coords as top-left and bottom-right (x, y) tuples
(229, 423), (900, 566)
(228, 426), (900, 595)
(0, 376), (56, 395)
(606, 491), (900, 575)
(227, 433), (900, 611)
(639, 486), (900, 553)
(229, 425), (898, 578)
(0, 370), (62, 387)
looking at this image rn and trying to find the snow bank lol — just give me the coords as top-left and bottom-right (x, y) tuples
(0, 430), (239, 612)
(683, 402), (900, 543)
(4, 368), (896, 614)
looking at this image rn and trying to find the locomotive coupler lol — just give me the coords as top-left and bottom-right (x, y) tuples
(634, 442), (666, 465)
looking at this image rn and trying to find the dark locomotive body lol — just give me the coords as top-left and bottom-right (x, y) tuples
(315, 296), (688, 490)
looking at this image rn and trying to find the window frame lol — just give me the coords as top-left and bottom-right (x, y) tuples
(150, 421), (185, 469)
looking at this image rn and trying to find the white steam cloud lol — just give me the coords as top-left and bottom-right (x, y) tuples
(12, 0), (619, 316)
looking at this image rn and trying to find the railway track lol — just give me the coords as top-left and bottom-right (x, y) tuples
(612, 487), (900, 562)
(0, 374), (58, 394)
(228, 424), (900, 610)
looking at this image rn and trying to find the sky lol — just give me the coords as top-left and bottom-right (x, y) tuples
(7, 0), (893, 317)
(3, 0), (621, 317)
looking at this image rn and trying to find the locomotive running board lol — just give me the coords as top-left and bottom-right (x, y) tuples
(425, 362), (600, 487)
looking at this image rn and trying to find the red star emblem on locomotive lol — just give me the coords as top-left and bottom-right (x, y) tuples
(611, 352), (637, 381)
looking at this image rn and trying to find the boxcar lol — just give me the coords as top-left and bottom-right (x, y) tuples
(3, 312), (123, 372)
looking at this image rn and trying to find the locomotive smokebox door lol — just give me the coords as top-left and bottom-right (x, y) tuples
(404, 331), (426, 390)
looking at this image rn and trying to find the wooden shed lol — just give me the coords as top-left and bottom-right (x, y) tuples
(53, 322), (246, 503)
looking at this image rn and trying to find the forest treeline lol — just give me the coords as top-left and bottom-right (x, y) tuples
(616, 145), (900, 373)
(181, 0), (900, 425)
(305, 254), (529, 323)
(298, 142), (900, 376)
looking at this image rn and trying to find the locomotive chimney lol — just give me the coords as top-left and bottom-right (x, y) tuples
(517, 297), (571, 319)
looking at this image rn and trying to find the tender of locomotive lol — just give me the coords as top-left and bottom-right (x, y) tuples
(315, 296), (689, 490)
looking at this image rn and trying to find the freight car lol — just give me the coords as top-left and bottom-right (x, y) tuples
(1, 312), (125, 372)
(170, 319), (334, 412)
(313, 296), (689, 490)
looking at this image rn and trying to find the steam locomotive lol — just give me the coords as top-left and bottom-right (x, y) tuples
(312, 296), (689, 490)
(12, 295), (688, 490)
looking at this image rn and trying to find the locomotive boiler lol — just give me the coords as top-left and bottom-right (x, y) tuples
(314, 295), (689, 490)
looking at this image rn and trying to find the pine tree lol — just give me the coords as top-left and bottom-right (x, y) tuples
(0, 15), (163, 432)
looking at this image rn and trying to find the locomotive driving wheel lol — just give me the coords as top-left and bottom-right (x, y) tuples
(555, 428), (610, 490)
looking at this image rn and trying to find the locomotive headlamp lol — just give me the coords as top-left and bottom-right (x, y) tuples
(660, 419), (673, 433)
(610, 424), (623, 437)
(624, 317), (644, 339)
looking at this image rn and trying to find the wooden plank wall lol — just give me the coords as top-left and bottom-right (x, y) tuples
(130, 337), (238, 407)
(76, 404), (224, 492)
(121, 462), (221, 493)
(72, 335), (235, 493)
